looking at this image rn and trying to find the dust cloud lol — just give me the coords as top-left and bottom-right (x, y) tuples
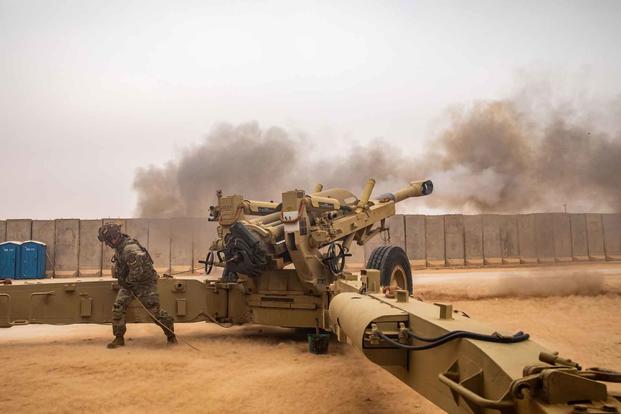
(415, 271), (612, 301)
(134, 87), (621, 217)
(0, 323), (441, 414)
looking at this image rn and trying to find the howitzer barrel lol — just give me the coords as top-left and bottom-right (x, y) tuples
(378, 179), (433, 203)
(357, 178), (376, 208)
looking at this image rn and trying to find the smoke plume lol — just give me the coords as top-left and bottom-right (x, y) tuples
(134, 123), (300, 217)
(134, 89), (621, 217)
(422, 99), (621, 213)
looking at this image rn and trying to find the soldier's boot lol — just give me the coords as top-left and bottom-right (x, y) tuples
(155, 311), (177, 345)
(107, 336), (125, 349)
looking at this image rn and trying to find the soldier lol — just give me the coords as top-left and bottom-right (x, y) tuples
(98, 223), (177, 348)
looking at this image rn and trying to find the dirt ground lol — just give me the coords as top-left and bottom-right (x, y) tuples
(1, 265), (620, 414)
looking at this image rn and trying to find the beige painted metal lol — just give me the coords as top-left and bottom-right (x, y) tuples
(329, 290), (621, 414)
(0, 277), (246, 327)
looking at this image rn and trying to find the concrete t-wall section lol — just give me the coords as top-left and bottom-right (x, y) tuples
(405, 215), (426, 268)
(535, 214), (555, 264)
(54, 219), (79, 277)
(570, 214), (589, 261)
(171, 218), (194, 274)
(148, 219), (171, 275)
(552, 213), (572, 262)
(517, 214), (537, 264)
(32, 220), (56, 277)
(586, 213), (606, 261)
(6, 219), (32, 241)
(463, 215), (483, 266)
(79, 219), (103, 277)
(101, 219), (126, 275)
(444, 215), (465, 266)
(482, 215), (502, 265)
(0, 220), (6, 243)
(499, 215), (519, 264)
(425, 215), (445, 267)
(602, 214), (621, 260)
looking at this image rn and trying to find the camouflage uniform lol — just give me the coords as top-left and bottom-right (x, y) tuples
(111, 236), (175, 340)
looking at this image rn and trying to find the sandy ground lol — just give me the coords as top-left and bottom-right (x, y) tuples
(1, 264), (621, 414)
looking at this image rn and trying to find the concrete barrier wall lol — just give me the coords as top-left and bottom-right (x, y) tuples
(482, 215), (501, 265)
(32, 220), (56, 276)
(54, 219), (80, 277)
(445, 215), (464, 266)
(499, 215), (519, 264)
(535, 213), (555, 263)
(570, 214), (589, 261)
(79, 219), (103, 276)
(552, 213), (572, 262)
(405, 215), (426, 268)
(6, 219), (32, 241)
(464, 215), (483, 266)
(517, 214), (537, 264)
(603, 214), (621, 260)
(3, 212), (620, 278)
(425, 216), (445, 267)
(586, 213), (606, 261)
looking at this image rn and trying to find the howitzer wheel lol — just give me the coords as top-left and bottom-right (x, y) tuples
(366, 245), (413, 294)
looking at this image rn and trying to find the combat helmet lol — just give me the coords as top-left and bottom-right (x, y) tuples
(98, 223), (123, 243)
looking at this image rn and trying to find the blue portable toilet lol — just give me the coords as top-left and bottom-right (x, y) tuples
(0, 241), (22, 279)
(18, 241), (47, 279)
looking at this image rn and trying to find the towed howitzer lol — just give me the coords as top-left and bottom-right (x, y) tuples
(204, 178), (433, 293)
(1, 178), (620, 413)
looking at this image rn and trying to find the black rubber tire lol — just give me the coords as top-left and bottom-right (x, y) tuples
(366, 245), (413, 294)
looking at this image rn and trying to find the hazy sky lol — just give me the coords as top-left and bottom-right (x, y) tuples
(1, 0), (620, 218)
